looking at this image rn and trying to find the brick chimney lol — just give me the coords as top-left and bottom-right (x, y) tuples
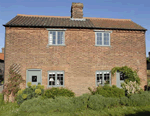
(71, 2), (83, 19)
(2, 48), (4, 53)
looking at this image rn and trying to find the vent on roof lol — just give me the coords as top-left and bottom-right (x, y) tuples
(71, 2), (84, 19)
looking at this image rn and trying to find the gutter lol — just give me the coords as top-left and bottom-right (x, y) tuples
(3, 24), (147, 31)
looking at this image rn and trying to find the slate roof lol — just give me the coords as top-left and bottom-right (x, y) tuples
(3, 14), (147, 31)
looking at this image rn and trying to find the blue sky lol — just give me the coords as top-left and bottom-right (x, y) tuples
(0, 0), (150, 56)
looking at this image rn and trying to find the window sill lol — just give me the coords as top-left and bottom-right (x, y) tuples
(95, 45), (111, 47)
(47, 85), (64, 88)
(96, 84), (112, 87)
(47, 44), (66, 47)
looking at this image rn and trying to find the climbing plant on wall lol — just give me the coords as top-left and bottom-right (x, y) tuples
(111, 66), (140, 85)
(2, 65), (25, 102)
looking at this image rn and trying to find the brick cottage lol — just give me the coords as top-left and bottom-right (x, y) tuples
(3, 3), (147, 96)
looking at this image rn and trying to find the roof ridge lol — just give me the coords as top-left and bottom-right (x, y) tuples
(17, 14), (70, 18)
(17, 14), (131, 21)
(85, 17), (131, 21)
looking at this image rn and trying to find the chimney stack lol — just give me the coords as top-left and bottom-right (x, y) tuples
(71, 2), (83, 19)
(2, 48), (4, 53)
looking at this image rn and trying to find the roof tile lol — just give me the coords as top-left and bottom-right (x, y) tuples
(4, 14), (146, 31)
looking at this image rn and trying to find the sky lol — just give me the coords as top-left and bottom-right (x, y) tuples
(0, 0), (150, 56)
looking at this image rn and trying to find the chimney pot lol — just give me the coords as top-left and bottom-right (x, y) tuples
(71, 2), (84, 19)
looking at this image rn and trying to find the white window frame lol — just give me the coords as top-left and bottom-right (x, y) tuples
(94, 30), (112, 46)
(47, 29), (66, 46)
(95, 70), (111, 86)
(47, 70), (65, 87)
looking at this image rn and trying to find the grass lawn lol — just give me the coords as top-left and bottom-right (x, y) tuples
(0, 93), (150, 116)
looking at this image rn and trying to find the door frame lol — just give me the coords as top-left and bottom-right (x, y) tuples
(26, 69), (42, 87)
(116, 71), (125, 88)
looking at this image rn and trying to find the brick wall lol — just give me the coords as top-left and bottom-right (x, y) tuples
(4, 27), (147, 96)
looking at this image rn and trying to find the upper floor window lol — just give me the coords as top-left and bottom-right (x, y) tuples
(47, 29), (66, 46)
(94, 30), (112, 46)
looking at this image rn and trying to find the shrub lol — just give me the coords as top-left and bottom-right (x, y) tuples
(42, 87), (75, 99)
(120, 96), (130, 106)
(88, 85), (125, 98)
(35, 89), (41, 94)
(88, 94), (120, 111)
(72, 93), (90, 111)
(112, 85), (117, 88)
(128, 91), (150, 106)
(0, 93), (4, 106)
(18, 96), (75, 113)
(22, 94), (27, 99)
(121, 81), (143, 96)
(16, 82), (44, 105)
(53, 96), (75, 112)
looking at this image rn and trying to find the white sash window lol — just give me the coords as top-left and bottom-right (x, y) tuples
(47, 29), (66, 46)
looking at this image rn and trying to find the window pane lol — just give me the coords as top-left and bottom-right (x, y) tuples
(97, 74), (102, 86)
(104, 72), (110, 84)
(49, 32), (53, 45)
(57, 32), (61, 44)
(104, 33), (109, 45)
(57, 31), (64, 44)
(120, 72), (126, 80)
(97, 33), (102, 45)
(61, 32), (64, 44)
(52, 32), (56, 44)
(57, 73), (63, 85)
(32, 76), (37, 82)
(49, 74), (55, 85)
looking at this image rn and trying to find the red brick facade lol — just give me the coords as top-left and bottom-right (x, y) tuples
(4, 27), (147, 96)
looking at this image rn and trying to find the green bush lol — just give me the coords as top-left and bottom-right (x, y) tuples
(18, 96), (55, 113)
(128, 91), (150, 106)
(0, 93), (4, 106)
(120, 96), (130, 106)
(88, 94), (120, 111)
(16, 82), (44, 105)
(72, 93), (90, 111)
(88, 85), (125, 98)
(19, 93), (90, 113)
(42, 87), (75, 99)
(18, 96), (76, 113)
(53, 96), (75, 112)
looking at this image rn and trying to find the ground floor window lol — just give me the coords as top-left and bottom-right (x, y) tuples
(48, 71), (64, 87)
(96, 70), (111, 86)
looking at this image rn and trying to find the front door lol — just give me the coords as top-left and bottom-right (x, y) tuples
(27, 69), (42, 86)
(116, 71), (126, 88)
